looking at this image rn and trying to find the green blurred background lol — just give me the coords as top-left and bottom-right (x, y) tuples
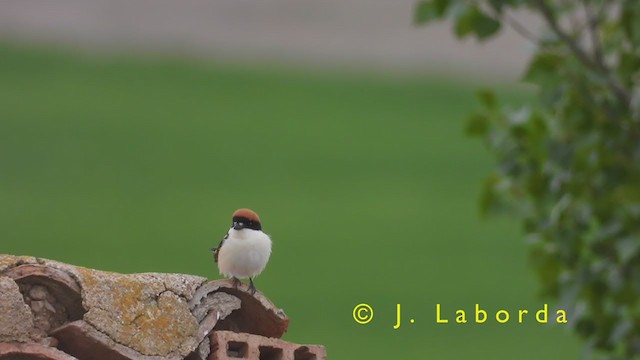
(0, 0), (587, 351)
(0, 42), (582, 358)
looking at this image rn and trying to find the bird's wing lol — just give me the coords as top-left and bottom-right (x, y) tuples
(213, 233), (228, 263)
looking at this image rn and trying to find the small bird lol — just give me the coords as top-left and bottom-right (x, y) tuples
(210, 208), (272, 295)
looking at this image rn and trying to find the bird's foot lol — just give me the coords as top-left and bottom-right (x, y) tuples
(248, 283), (257, 295)
(248, 278), (257, 295)
(232, 277), (242, 290)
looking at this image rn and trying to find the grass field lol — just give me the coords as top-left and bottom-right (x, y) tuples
(0, 44), (582, 358)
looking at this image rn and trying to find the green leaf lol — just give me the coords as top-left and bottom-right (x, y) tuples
(621, 1), (640, 44)
(615, 236), (640, 264)
(415, 1), (440, 25)
(523, 52), (564, 85)
(479, 174), (500, 215)
(433, 0), (453, 16)
(454, 5), (501, 40)
(619, 51), (640, 86)
(487, 0), (504, 13)
(454, 5), (476, 38)
(466, 113), (490, 136)
(473, 12), (501, 40)
(477, 89), (497, 110)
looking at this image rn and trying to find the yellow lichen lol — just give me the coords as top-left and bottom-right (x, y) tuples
(78, 268), (197, 356)
(0, 255), (35, 271)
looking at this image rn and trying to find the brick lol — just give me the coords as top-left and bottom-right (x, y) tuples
(51, 320), (177, 360)
(209, 331), (326, 360)
(189, 280), (289, 339)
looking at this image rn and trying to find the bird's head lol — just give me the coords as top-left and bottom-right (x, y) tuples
(231, 208), (262, 231)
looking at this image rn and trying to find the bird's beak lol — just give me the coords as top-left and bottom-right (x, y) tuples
(233, 221), (244, 230)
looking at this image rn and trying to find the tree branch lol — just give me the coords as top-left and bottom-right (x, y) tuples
(533, 0), (630, 105)
(534, 0), (601, 70)
(503, 12), (539, 45)
(472, 0), (539, 44)
(581, 0), (605, 68)
(472, 0), (539, 45)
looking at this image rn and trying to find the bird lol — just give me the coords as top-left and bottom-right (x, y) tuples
(210, 208), (272, 295)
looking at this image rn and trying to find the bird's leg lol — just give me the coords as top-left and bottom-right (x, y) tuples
(232, 277), (241, 290)
(248, 277), (257, 295)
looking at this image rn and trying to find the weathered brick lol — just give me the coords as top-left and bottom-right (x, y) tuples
(209, 331), (325, 360)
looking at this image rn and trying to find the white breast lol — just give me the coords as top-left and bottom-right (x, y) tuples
(217, 228), (272, 279)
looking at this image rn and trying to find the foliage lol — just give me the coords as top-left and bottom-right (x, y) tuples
(415, 0), (640, 358)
